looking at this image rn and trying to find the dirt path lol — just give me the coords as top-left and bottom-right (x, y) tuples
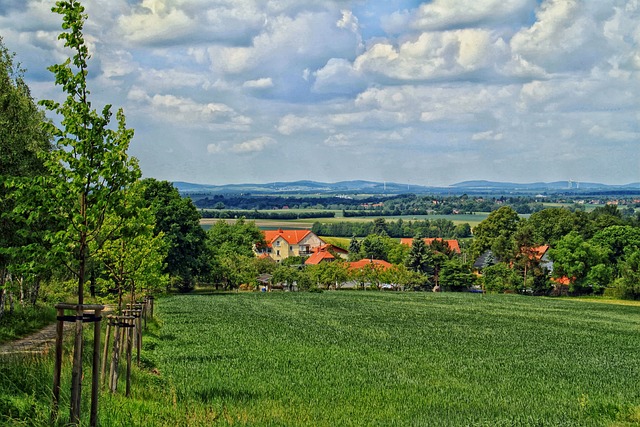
(0, 306), (114, 356)
(0, 321), (75, 356)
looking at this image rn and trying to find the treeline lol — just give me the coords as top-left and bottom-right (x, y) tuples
(194, 194), (407, 210)
(201, 210), (335, 220)
(312, 218), (472, 238)
(193, 193), (553, 215)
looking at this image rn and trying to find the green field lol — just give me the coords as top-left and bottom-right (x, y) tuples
(136, 292), (640, 426)
(200, 212), (489, 231)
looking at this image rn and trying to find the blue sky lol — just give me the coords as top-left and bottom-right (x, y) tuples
(1, 0), (639, 186)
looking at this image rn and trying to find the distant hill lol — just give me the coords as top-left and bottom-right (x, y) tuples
(173, 180), (640, 196)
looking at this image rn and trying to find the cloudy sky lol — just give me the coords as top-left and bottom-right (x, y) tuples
(1, 0), (639, 186)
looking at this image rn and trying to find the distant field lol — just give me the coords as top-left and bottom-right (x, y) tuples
(137, 292), (640, 426)
(200, 213), (488, 231)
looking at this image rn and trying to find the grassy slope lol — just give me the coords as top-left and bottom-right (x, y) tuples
(146, 292), (640, 426)
(2, 293), (639, 426)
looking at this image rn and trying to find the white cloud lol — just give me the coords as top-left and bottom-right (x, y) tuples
(207, 143), (224, 154)
(351, 29), (506, 81)
(405, 0), (535, 31)
(230, 136), (276, 153)
(243, 78), (274, 89)
(4, 0), (640, 185)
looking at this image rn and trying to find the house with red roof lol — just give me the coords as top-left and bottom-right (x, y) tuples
(257, 229), (325, 262)
(399, 238), (461, 254)
(348, 258), (393, 270)
(305, 249), (336, 265)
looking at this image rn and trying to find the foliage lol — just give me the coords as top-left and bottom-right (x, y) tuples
(142, 179), (208, 292)
(439, 258), (476, 291)
(548, 231), (608, 294)
(470, 206), (521, 259)
(617, 250), (640, 299)
(0, 38), (52, 313)
(482, 262), (518, 293)
(92, 183), (169, 307)
(8, 1), (140, 306)
(405, 238), (433, 275)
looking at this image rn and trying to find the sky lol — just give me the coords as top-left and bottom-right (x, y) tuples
(1, 0), (639, 187)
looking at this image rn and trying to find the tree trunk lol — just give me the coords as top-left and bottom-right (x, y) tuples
(30, 277), (41, 307)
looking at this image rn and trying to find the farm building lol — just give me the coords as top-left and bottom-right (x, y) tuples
(256, 229), (325, 262)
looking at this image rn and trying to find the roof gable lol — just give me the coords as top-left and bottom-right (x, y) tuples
(305, 251), (335, 265)
(348, 259), (392, 270)
(263, 229), (313, 246)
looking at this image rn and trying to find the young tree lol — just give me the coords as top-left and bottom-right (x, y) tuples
(10, 1), (140, 423)
(405, 238), (433, 275)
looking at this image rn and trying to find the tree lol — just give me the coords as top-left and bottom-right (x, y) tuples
(482, 262), (518, 293)
(207, 217), (265, 258)
(527, 208), (576, 245)
(141, 179), (208, 291)
(92, 183), (168, 309)
(348, 236), (361, 260)
(405, 238), (433, 276)
(0, 37), (51, 316)
(360, 234), (388, 261)
(470, 206), (521, 258)
(9, 1), (141, 423)
(439, 258), (476, 291)
(617, 250), (640, 299)
(372, 218), (388, 236)
(548, 231), (607, 294)
(590, 225), (640, 270)
(206, 218), (266, 289)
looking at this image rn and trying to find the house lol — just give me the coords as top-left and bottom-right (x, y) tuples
(317, 244), (349, 259)
(473, 249), (500, 270)
(257, 229), (325, 262)
(399, 238), (461, 254)
(305, 249), (336, 265)
(348, 259), (393, 270)
(473, 245), (554, 273)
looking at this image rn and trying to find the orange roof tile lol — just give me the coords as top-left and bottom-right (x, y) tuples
(305, 251), (335, 265)
(263, 229), (313, 247)
(348, 259), (393, 270)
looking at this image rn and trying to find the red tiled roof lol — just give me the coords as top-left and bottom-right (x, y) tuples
(316, 244), (348, 255)
(528, 245), (549, 260)
(348, 259), (393, 270)
(263, 229), (313, 247)
(551, 276), (573, 285)
(399, 238), (461, 254)
(305, 251), (335, 265)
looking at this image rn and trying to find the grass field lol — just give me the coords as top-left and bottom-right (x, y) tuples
(140, 292), (640, 426)
(200, 212), (489, 231)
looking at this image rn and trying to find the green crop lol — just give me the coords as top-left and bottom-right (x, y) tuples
(144, 293), (640, 426)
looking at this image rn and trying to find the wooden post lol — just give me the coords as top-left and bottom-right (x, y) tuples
(70, 305), (83, 424)
(51, 304), (104, 426)
(90, 307), (102, 427)
(101, 318), (112, 386)
(109, 320), (121, 392)
(51, 306), (65, 423)
(125, 316), (133, 397)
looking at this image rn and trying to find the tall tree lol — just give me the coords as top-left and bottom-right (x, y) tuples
(470, 206), (521, 259)
(141, 179), (208, 291)
(405, 238), (433, 276)
(0, 37), (51, 316)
